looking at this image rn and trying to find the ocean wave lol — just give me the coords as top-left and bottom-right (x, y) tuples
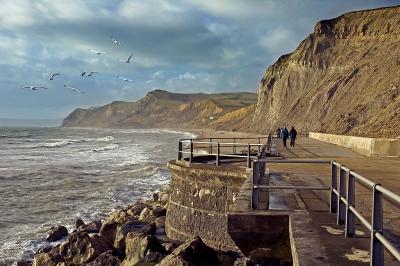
(92, 144), (119, 152)
(36, 140), (78, 148)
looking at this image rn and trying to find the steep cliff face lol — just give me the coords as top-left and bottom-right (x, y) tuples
(251, 6), (400, 138)
(62, 90), (257, 129)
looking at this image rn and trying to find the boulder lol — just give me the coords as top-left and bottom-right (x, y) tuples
(159, 193), (169, 204)
(151, 206), (166, 217)
(104, 209), (129, 224)
(75, 218), (85, 229)
(161, 242), (175, 254)
(157, 236), (219, 266)
(12, 261), (32, 266)
(78, 220), (102, 233)
(114, 219), (154, 254)
(59, 232), (112, 265)
(99, 222), (118, 244)
(137, 249), (165, 264)
(139, 207), (152, 221)
(46, 226), (68, 242)
(86, 251), (121, 266)
(127, 202), (147, 217)
(153, 192), (160, 202)
(121, 232), (165, 266)
(32, 247), (64, 266)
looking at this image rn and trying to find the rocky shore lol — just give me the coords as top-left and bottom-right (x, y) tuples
(12, 185), (289, 266)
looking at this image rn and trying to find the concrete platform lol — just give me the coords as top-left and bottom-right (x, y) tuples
(270, 137), (400, 265)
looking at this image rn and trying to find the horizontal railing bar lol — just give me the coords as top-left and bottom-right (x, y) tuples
(189, 142), (266, 146)
(254, 185), (330, 190)
(350, 171), (376, 188)
(349, 206), (372, 231)
(375, 232), (400, 261)
(376, 186), (400, 204)
(180, 137), (268, 141)
(180, 151), (258, 159)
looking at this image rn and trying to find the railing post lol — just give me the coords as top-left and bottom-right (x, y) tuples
(258, 137), (261, 153)
(337, 166), (346, 225)
(233, 138), (236, 154)
(370, 184), (384, 266)
(216, 142), (220, 166)
(330, 162), (338, 213)
(251, 160), (260, 210)
(189, 138), (193, 163)
(178, 139), (182, 160)
(345, 171), (355, 237)
(247, 144), (251, 168)
(208, 138), (212, 154)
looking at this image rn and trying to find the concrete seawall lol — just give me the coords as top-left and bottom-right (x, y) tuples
(165, 160), (248, 251)
(309, 132), (400, 157)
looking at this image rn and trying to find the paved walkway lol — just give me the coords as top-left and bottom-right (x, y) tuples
(269, 137), (400, 265)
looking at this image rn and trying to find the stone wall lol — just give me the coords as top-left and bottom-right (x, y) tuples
(165, 160), (249, 251)
(309, 132), (400, 157)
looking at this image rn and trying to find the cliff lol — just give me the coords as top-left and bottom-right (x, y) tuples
(251, 6), (400, 138)
(62, 90), (257, 130)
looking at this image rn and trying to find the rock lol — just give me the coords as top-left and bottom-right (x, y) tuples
(59, 232), (112, 265)
(32, 247), (64, 266)
(157, 236), (219, 266)
(139, 207), (152, 221)
(46, 226), (68, 242)
(99, 222), (118, 244)
(127, 202), (147, 217)
(78, 220), (102, 233)
(114, 219), (146, 254)
(138, 249), (165, 264)
(151, 206), (166, 217)
(12, 261), (32, 266)
(159, 193), (169, 204)
(75, 218), (85, 229)
(121, 232), (165, 266)
(161, 242), (175, 254)
(153, 192), (160, 202)
(86, 251), (121, 266)
(104, 209), (129, 224)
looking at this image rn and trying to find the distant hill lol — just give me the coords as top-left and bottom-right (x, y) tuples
(62, 90), (257, 131)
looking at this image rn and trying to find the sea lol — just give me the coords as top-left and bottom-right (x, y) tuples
(0, 127), (193, 264)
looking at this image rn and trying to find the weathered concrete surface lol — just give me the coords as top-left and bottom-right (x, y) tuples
(271, 137), (400, 265)
(165, 160), (248, 251)
(309, 132), (400, 157)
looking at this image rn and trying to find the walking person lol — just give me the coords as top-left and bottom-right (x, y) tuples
(289, 126), (297, 147)
(282, 127), (289, 147)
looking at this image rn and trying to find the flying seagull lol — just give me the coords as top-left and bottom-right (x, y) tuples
(118, 76), (133, 82)
(111, 37), (121, 45)
(88, 48), (106, 55)
(22, 86), (48, 91)
(64, 84), (85, 94)
(88, 71), (99, 77)
(81, 71), (87, 77)
(119, 52), (133, 63)
(49, 73), (61, 80)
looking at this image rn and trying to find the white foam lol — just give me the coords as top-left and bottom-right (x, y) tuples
(92, 144), (119, 152)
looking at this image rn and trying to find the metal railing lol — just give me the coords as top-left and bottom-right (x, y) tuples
(250, 158), (400, 265)
(177, 135), (272, 168)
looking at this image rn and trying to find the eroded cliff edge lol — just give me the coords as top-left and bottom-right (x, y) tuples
(251, 6), (400, 138)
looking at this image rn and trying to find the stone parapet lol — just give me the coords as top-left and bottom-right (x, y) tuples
(165, 160), (248, 251)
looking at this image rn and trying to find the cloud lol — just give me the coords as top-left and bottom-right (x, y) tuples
(0, 0), (395, 119)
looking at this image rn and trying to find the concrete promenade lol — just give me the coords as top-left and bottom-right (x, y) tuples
(269, 137), (400, 265)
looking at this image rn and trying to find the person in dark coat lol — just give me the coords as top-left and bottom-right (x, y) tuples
(282, 127), (289, 147)
(289, 126), (297, 147)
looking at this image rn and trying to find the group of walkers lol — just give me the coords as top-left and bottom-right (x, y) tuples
(276, 127), (297, 147)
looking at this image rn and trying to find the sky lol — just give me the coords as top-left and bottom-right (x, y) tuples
(0, 0), (398, 120)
